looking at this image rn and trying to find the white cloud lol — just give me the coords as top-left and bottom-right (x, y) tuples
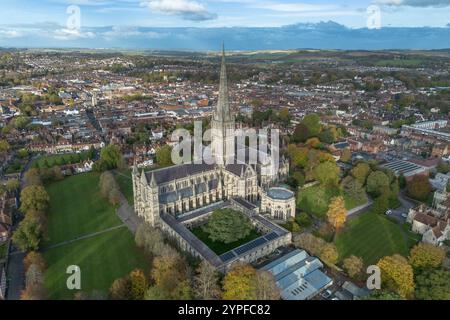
(141, 0), (217, 20)
(374, 0), (450, 7)
(53, 28), (96, 40)
(102, 26), (168, 40)
(0, 29), (24, 39)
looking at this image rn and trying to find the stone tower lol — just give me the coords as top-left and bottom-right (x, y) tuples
(211, 45), (235, 166)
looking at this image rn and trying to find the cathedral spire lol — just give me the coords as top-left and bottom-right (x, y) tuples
(214, 44), (232, 122)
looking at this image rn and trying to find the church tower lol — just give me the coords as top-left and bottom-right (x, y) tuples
(211, 45), (235, 166)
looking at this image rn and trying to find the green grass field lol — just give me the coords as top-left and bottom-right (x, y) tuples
(43, 173), (148, 299)
(335, 211), (420, 265)
(191, 227), (262, 255)
(298, 185), (365, 218)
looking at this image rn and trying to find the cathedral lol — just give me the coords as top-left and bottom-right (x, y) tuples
(132, 47), (294, 271)
(133, 47), (293, 225)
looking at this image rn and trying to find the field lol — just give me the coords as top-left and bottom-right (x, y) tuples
(335, 211), (420, 265)
(43, 173), (148, 299)
(191, 227), (262, 255)
(297, 185), (365, 218)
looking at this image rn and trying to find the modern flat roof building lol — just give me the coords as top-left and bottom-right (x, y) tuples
(381, 160), (427, 177)
(260, 249), (333, 300)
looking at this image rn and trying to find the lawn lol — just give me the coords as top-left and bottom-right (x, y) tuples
(335, 211), (419, 265)
(298, 185), (364, 218)
(43, 173), (148, 299)
(44, 173), (123, 246)
(191, 227), (262, 255)
(113, 169), (134, 205)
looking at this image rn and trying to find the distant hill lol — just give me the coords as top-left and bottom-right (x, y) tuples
(0, 21), (449, 50)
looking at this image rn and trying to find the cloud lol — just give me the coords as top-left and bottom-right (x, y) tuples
(141, 0), (217, 21)
(102, 26), (168, 40)
(53, 28), (96, 40)
(0, 29), (24, 39)
(374, 0), (450, 7)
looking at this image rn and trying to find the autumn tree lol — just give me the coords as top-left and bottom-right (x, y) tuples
(129, 269), (147, 300)
(23, 251), (46, 273)
(135, 223), (166, 256)
(21, 264), (47, 300)
(222, 263), (257, 300)
(377, 254), (415, 299)
(254, 270), (280, 300)
(339, 149), (350, 163)
(320, 243), (339, 265)
(146, 250), (192, 300)
(406, 174), (432, 201)
(6, 179), (20, 192)
(350, 162), (371, 185)
(327, 196), (347, 232)
(409, 243), (445, 270)
(342, 255), (364, 279)
(24, 168), (43, 187)
(0, 139), (10, 153)
(20, 185), (50, 213)
(109, 277), (132, 300)
(193, 260), (222, 300)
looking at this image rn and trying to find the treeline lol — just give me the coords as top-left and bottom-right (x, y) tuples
(12, 170), (52, 300)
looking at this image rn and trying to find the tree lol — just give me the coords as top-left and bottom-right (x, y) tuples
(202, 209), (253, 244)
(341, 176), (367, 204)
(313, 161), (340, 186)
(320, 243), (339, 265)
(129, 269), (147, 300)
(293, 233), (326, 257)
(406, 174), (432, 201)
(99, 144), (125, 170)
(287, 144), (308, 168)
(156, 145), (173, 167)
(21, 264), (47, 300)
(222, 263), (257, 300)
(24, 168), (42, 187)
(0, 139), (10, 153)
(350, 162), (371, 185)
(366, 171), (390, 197)
(409, 243), (445, 270)
(6, 179), (20, 192)
(12, 215), (43, 251)
(372, 192), (389, 214)
(20, 185), (50, 213)
(23, 251), (46, 273)
(364, 290), (405, 300)
(342, 255), (364, 279)
(302, 113), (322, 137)
(326, 196), (347, 232)
(415, 269), (450, 300)
(377, 254), (415, 299)
(293, 123), (310, 143)
(135, 223), (166, 256)
(109, 277), (132, 300)
(193, 261), (222, 300)
(254, 271), (280, 300)
(340, 148), (351, 163)
(149, 250), (192, 300)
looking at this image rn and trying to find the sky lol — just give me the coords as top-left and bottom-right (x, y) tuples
(0, 0), (449, 48)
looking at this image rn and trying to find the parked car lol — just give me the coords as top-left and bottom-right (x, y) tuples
(401, 213), (408, 218)
(386, 210), (393, 215)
